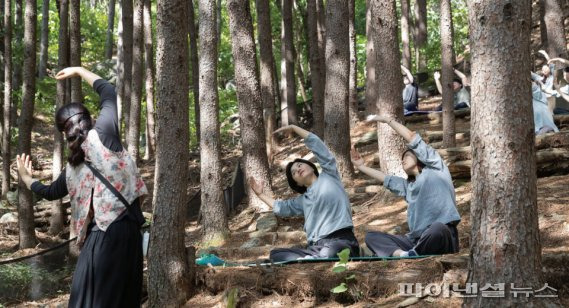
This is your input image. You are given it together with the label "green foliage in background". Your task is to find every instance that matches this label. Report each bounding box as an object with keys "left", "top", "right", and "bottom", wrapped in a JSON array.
[{"left": 31, "top": 0, "right": 470, "bottom": 151}]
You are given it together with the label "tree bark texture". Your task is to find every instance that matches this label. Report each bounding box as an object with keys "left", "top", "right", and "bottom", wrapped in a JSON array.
[
  {"left": 147, "top": 0, "right": 191, "bottom": 305},
  {"left": 370, "top": 0, "right": 406, "bottom": 177},
  {"left": 104, "top": 0, "right": 116, "bottom": 59},
  {"left": 440, "top": 0, "right": 455, "bottom": 148},
  {"left": 69, "top": 0, "right": 82, "bottom": 102},
  {"left": 49, "top": 0, "right": 69, "bottom": 235},
  {"left": 365, "top": 0, "right": 377, "bottom": 115},
  {"left": 256, "top": 0, "right": 277, "bottom": 162},
  {"left": 348, "top": 0, "right": 359, "bottom": 128},
  {"left": 412, "top": 0, "right": 426, "bottom": 46},
  {"left": 127, "top": 0, "right": 143, "bottom": 161},
  {"left": 323, "top": 0, "right": 354, "bottom": 181},
  {"left": 413, "top": 0, "right": 427, "bottom": 71},
  {"left": 198, "top": 0, "right": 227, "bottom": 240},
  {"left": 227, "top": 0, "right": 274, "bottom": 211},
  {"left": 280, "top": 0, "right": 297, "bottom": 126},
  {"left": 2, "top": 0, "right": 12, "bottom": 197},
  {"left": 188, "top": 0, "right": 200, "bottom": 144},
  {"left": 465, "top": 1, "right": 562, "bottom": 306},
  {"left": 400, "top": 0, "right": 411, "bottom": 70},
  {"left": 143, "top": 0, "right": 155, "bottom": 159},
  {"left": 17, "top": 0, "right": 37, "bottom": 249},
  {"left": 12, "top": 0, "right": 22, "bottom": 96},
  {"left": 307, "top": 0, "right": 325, "bottom": 137},
  {"left": 543, "top": 0, "right": 567, "bottom": 58},
  {"left": 38, "top": 0, "right": 49, "bottom": 78},
  {"left": 119, "top": 0, "right": 133, "bottom": 140}
]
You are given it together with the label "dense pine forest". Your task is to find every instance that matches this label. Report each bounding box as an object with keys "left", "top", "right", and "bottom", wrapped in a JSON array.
[{"left": 0, "top": 0, "right": 568, "bottom": 307}]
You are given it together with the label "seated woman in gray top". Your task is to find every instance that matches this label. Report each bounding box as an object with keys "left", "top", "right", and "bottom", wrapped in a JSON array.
[
  {"left": 351, "top": 115, "right": 461, "bottom": 257},
  {"left": 249, "top": 125, "right": 359, "bottom": 262},
  {"left": 401, "top": 65, "right": 418, "bottom": 112},
  {"left": 434, "top": 70, "right": 471, "bottom": 111}
]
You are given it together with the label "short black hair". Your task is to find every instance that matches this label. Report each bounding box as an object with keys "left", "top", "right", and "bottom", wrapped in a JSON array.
[
  {"left": 285, "top": 158, "right": 319, "bottom": 194},
  {"left": 453, "top": 78, "right": 463, "bottom": 85},
  {"left": 401, "top": 149, "right": 426, "bottom": 169},
  {"left": 564, "top": 66, "right": 569, "bottom": 73}
]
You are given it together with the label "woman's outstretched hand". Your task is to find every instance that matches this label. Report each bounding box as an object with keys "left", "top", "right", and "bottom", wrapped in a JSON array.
[
  {"left": 16, "top": 153, "right": 34, "bottom": 189},
  {"left": 273, "top": 125, "right": 295, "bottom": 136},
  {"left": 55, "top": 67, "right": 81, "bottom": 80},
  {"left": 366, "top": 114, "right": 391, "bottom": 124},
  {"left": 350, "top": 147, "right": 364, "bottom": 168}
]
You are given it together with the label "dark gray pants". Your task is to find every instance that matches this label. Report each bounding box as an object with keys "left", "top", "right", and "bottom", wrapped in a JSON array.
[
  {"left": 270, "top": 228, "right": 360, "bottom": 262},
  {"left": 365, "top": 222, "right": 459, "bottom": 257}
]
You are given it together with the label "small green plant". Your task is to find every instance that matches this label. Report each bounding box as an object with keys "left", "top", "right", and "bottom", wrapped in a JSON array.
[{"left": 330, "top": 249, "right": 363, "bottom": 301}]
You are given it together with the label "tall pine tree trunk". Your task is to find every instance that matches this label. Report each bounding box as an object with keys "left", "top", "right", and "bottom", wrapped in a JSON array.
[
  {"left": 365, "top": 0, "right": 377, "bottom": 115},
  {"left": 323, "top": 0, "right": 354, "bottom": 180},
  {"left": 543, "top": 0, "right": 567, "bottom": 58},
  {"left": 256, "top": 0, "right": 277, "bottom": 162},
  {"left": 69, "top": 0, "right": 82, "bottom": 102},
  {"left": 12, "top": 0, "right": 22, "bottom": 101},
  {"left": 400, "top": 0, "right": 411, "bottom": 70},
  {"left": 128, "top": 0, "right": 143, "bottom": 161},
  {"left": 104, "top": 0, "right": 115, "bottom": 59},
  {"left": 348, "top": 0, "right": 358, "bottom": 128},
  {"left": 119, "top": 0, "right": 133, "bottom": 141},
  {"left": 466, "top": 1, "right": 562, "bottom": 306},
  {"left": 227, "top": 0, "right": 274, "bottom": 211},
  {"left": 49, "top": 0, "right": 69, "bottom": 236},
  {"left": 307, "top": 0, "right": 325, "bottom": 136},
  {"left": 370, "top": 0, "right": 405, "bottom": 177},
  {"left": 413, "top": 0, "right": 427, "bottom": 71},
  {"left": 188, "top": 0, "right": 200, "bottom": 144},
  {"left": 143, "top": 0, "right": 155, "bottom": 159},
  {"left": 148, "top": 0, "right": 191, "bottom": 305},
  {"left": 440, "top": 0, "right": 455, "bottom": 148},
  {"left": 2, "top": 0, "right": 12, "bottom": 198},
  {"left": 198, "top": 0, "right": 227, "bottom": 241},
  {"left": 38, "top": 0, "right": 49, "bottom": 78},
  {"left": 292, "top": 6, "right": 308, "bottom": 105},
  {"left": 17, "top": 0, "right": 37, "bottom": 249},
  {"left": 280, "top": 0, "right": 297, "bottom": 126}
]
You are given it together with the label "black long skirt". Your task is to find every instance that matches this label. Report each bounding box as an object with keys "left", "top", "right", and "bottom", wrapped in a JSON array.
[{"left": 68, "top": 214, "right": 143, "bottom": 308}]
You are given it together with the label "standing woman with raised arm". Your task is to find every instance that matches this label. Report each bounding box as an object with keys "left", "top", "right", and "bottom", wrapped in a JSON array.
[
  {"left": 351, "top": 115, "right": 460, "bottom": 257},
  {"left": 249, "top": 125, "right": 359, "bottom": 262},
  {"left": 16, "top": 67, "right": 148, "bottom": 307}
]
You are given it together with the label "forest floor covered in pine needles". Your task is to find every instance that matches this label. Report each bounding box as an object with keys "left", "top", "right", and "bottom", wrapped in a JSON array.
[{"left": 1, "top": 98, "right": 569, "bottom": 307}]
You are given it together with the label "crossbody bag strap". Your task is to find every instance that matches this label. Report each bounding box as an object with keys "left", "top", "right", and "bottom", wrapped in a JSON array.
[{"left": 85, "top": 162, "right": 131, "bottom": 209}]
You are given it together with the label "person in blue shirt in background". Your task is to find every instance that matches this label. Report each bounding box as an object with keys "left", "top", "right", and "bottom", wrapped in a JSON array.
[
  {"left": 351, "top": 115, "right": 461, "bottom": 257},
  {"left": 249, "top": 125, "right": 359, "bottom": 262}
]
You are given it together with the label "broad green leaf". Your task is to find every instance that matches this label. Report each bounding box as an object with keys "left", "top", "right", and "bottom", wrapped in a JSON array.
[
  {"left": 332, "top": 265, "right": 347, "bottom": 273},
  {"left": 337, "top": 248, "right": 350, "bottom": 264},
  {"left": 330, "top": 283, "right": 348, "bottom": 293}
]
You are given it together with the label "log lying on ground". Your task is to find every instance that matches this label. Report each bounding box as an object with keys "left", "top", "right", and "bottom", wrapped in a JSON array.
[
  {"left": 535, "top": 131, "right": 569, "bottom": 150},
  {"left": 356, "top": 130, "right": 470, "bottom": 147},
  {"left": 447, "top": 148, "right": 569, "bottom": 179},
  {"left": 554, "top": 114, "right": 569, "bottom": 127},
  {"left": 196, "top": 257, "right": 444, "bottom": 300},
  {"left": 404, "top": 109, "right": 471, "bottom": 124}
]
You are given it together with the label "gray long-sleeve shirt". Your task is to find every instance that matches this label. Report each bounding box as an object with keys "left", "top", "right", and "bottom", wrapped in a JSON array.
[
  {"left": 383, "top": 134, "right": 461, "bottom": 242},
  {"left": 273, "top": 133, "right": 354, "bottom": 243}
]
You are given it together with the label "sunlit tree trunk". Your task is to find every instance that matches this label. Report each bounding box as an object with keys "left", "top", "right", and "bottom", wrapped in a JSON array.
[
  {"left": 17, "top": 0, "right": 37, "bottom": 249},
  {"left": 440, "top": 0, "right": 455, "bottom": 148},
  {"left": 323, "top": 0, "right": 354, "bottom": 180},
  {"left": 370, "top": 0, "right": 406, "bottom": 177},
  {"left": 465, "top": 1, "right": 562, "bottom": 306},
  {"left": 147, "top": 0, "right": 191, "bottom": 305}
]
